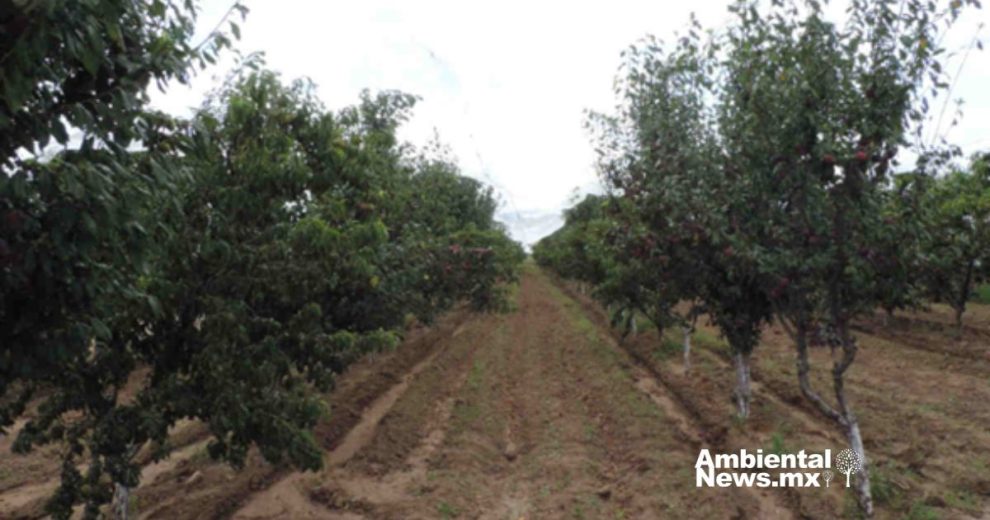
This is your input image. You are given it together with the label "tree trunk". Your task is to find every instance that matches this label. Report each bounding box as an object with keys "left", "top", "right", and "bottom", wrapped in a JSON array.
[
  {"left": 795, "top": 327, "right": 841, "bottom": 423},
  {"left": 733, "top": 350, "right": 751, "bottom": 419},
  {"left": 789, "top": 320, "right": 873, "bottom": 516},
  {"left": 844, "top": 415, "right": 872, "bottom": 515},
  {"left": 833, "top": 365, "right": 873, "bottom": 516},
  {"left": 826, "top": 188, "right": 874, "bottom": 516},
  {"left": 682, "top": 326, "right": 692, "bottom": 374},
  {"left": 955, "top": 257, "right": 976, "bottom": 338},
  {"left": 112, "top": 482, "right": 130, "bottom": 520},
  {"left": 108, "top": 442, "right": 140, "bottom": 520},
  {"left": 629, "top": 312, "right": 637, "bottom": 336},
  {"left": 832, "top": 322, "right": 874, "bottom": 517}
]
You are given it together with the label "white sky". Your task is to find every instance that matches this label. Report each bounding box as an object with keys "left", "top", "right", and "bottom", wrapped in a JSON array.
[{"left": 151, "top": 1, "right": 990, "bottom": 244}]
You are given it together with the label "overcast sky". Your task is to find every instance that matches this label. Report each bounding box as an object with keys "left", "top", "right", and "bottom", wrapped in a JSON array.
[{"left": 151, "top": 1, "right": 990, "bottom": 245}]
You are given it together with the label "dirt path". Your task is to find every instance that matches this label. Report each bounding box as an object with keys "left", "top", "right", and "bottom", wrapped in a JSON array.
[{"left": 214, "top": 266, "right": 789, "bottom": 519}]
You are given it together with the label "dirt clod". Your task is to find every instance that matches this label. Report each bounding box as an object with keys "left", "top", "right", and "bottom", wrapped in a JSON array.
[
  {"left": 184, "top": 470, "right": 203, "bottom": 486},
  {"left": 503, "top": 440, "right": 519, "bottom": 461}
]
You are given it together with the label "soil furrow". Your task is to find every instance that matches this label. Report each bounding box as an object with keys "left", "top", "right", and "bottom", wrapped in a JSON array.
[{"left": 546, "top": 275, "right": 798, "bottom": 519}]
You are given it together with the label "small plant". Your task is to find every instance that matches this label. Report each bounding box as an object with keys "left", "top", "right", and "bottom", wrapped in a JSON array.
[
  {"left": 905, "top": 501, "right": 939, "bottom": 520},
  {"left": 436, "top": 501, "right": 460, "bottom": 519},
  {"left": 655, "top": 337, "right": 682, "bottom": 360},
  {"left": 869, "top": 462, "right": 899, "bottom": 505},
  {"left": 768, "top": 432, "right": 789, "bottom": 456},
  {"left": 945, "top": 489, "right": 980, "bottom": 513}
]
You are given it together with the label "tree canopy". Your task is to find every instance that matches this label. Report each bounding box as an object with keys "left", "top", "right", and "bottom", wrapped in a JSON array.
[
  {"left": 536, "top": 0, "right": 981, "bottom": 515},
  {"left": 0, "top": 3, "right": 523, "bottom": 517}
]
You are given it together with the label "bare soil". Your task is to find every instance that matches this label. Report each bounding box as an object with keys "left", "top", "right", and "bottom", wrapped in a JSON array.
[
  {"left": 2, "top": 265, "right": 988, "bottom": 519},
  {"left": 559, "top": 281, "right": 990, "bottom": 519}
]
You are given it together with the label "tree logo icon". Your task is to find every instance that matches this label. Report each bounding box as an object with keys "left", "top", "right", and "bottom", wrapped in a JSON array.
[
  {"left": 834, "top": 448, "right": 862, "bottom": 487},
  {"left": 822, "top": 469, "right": 833, "bottom": 488}
]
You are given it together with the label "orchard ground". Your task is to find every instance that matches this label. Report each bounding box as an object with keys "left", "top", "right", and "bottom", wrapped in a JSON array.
[{"left": 1, "top": 263, "right": 989, "bottom": 519}]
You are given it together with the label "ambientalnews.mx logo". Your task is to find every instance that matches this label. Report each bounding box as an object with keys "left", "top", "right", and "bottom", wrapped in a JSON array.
[{"left": 696, "top": 448, "right": 862, "bottom": 489}]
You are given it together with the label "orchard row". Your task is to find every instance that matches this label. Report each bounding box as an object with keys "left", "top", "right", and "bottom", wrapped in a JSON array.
[
  {"left": 0, "top": 3, "right": 523, "bottom": 518},
  {"left": 535, "top": 0, "right": 986, "bottom": 517}
]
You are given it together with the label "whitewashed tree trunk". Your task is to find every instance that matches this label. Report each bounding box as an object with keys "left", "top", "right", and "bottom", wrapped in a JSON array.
[
  {"left": 110, "top": 443, "right": 139, "bottom": 520},
  {"left": 849, "top": 418, "right": 873, "bottom": 508},
  {"left": 733, "top": 351, "right": 751, "bottom": 419},
  {"left": 112, "top": 482, "right": 130, "bottom": 520},
  {"left": 845, "top": 417, "right": 873, "bottom": 516},
  {"left": 790, "top": 319, "right": 873, "bottom": 517},
  {"left": 682, "top": 326, "right": 692, "bottom": 374},
  {"left": 832, "top": 363, "right": 873, "bottom": 518}
]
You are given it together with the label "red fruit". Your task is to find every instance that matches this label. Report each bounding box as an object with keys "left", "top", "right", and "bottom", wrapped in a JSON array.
[
  {"left": 723, "top": 246, "right": 734, "bottom": 257},
  {"left": 822, "top": 154, "right": 836, "bottom": 165},
  {"left": 855, "top": 150, "right": 868, "bottom": 162}
]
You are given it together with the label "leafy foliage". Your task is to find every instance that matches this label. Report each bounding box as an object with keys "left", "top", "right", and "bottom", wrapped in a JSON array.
[
  {"left": 0, "top": 3, "right": 522, "bottom": 518},
  {"left": 537, "top": 0, "right": 981, "bottom": 515},
  {"left": 918, "top": 154, "right": 990, "bottom": 328}
]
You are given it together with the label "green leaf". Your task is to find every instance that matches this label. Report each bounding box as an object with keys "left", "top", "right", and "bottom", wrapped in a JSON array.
[{"left": 51, "top": 120, "right": 68, "bottom": 144}]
